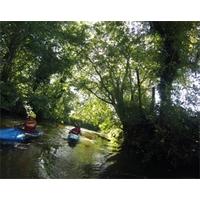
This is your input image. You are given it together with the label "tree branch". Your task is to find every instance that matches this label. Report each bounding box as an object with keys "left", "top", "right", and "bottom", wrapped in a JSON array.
[
  {"left": 84, "top": 84, "right": 113, "bottom": 105},
  {"left": 86, "top": 55, "right": 115, "bottom": 103}
]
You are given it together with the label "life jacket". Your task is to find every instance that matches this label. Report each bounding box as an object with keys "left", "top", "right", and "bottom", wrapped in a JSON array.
[{"left": 70, "top": 127, "right": 81, "bottom": 135}]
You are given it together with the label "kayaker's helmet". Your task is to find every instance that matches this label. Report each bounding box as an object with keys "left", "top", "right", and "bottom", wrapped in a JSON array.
[{"left": 28, "top": 112, "right": 36, "bottom": 119}]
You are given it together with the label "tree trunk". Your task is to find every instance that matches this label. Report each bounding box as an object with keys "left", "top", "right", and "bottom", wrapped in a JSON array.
[
  {"left": 159, "top": 76, "right": 173, "bottom": 116},
  {"left": 136, "top": 67, "right": 142, "bottom": 110},
  {"left": 150, "top": 22, "right": 181, "bottom": 124},
  {"left": 151, "top": 87, "right": 155, "bottom": 111}
]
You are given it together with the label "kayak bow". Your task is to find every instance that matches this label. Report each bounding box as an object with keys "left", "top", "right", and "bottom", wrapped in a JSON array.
[{"left": 0, "top": 127, "right": 43, "bottom": 142}]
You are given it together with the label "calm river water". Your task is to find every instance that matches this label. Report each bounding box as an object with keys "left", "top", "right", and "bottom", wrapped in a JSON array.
[{"left": 0, "top": 117, "right": 118, "bottom": 178}]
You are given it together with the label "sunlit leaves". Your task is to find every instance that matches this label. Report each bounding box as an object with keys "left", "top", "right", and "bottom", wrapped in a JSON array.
[{"left": 71, "top": 97, "right": 120, "bottom": 131}]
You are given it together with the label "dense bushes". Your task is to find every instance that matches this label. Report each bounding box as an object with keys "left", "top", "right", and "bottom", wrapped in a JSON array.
[{"left": 118, "top": 105, "right": 199, "bottom": 176}]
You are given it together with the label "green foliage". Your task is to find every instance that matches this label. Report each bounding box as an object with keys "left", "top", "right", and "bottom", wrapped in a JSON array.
[
  {"left": 71, "top": 97, "right": 121, "bottom": 132},
  {"left": 156, "top": 106, "right": 199, "bottom": 167},
  {"left": 0, "top": 21, "right": 199, "bottom": 175},
  {"left": 28, "top": 75, "right": 74, "bottom": 122},
  {"left": 0, "top": 22, "right": 86, "bottom": 120},
  {"left": 0, "top": 82, "right": 19, "bottom": 110},
  {"left": 72, "top": 22, "right": 161, "bottom": 135},
  {"left": 150, "top": 22, "right": 200, "bottom": 111},
  {"left": 107, "top": 128, "right": 123, "bottom": 144}
]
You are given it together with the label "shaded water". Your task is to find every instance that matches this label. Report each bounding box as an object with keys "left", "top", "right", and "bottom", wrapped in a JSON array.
[{"left": 0, "top": 117, "right": 118, "bottom": 178}]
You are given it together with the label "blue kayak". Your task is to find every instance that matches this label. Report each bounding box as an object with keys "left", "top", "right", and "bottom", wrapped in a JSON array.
[
  {"left": 67, "top": 133, "right": 80, "bottom": 143},
  {"left": 0, "top": 128, "right": 43, "bottom": 142}
]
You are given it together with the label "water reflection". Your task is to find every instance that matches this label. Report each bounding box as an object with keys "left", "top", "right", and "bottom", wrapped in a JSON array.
[{"left": 0, "top": 118, "right": 117, "bottom": 178}]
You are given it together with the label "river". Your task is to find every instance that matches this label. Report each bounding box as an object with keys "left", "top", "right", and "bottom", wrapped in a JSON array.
[{"left": 0, "top": 116, "right": 118, "bottom": 178}]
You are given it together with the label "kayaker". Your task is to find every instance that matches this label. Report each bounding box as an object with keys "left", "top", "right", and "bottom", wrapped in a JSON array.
[
  {"left": 24, "top": 113, "right": 37, "bottom": 133},
  {"left": 69, "top": 123, "right": 81, "bottom": 135}
]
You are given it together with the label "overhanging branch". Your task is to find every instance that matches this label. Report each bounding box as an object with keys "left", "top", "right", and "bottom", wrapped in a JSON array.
[{"left": 84, "top": 85, "right": 113, "bottom": 105}]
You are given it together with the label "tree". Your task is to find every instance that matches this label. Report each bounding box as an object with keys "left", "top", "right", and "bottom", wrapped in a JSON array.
[
  {"left": 0, "top": 22, "right": 87, "bottom": 117},
  {"left": 71, "top": 96, "right": 120, "bottom": 131},
  {"left": 72, "top": 22, "right": 160, "bottom": 142},
  {"left": 150, "top": 22, "right": 200, "bottom": 122}
]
